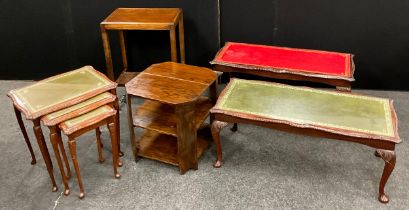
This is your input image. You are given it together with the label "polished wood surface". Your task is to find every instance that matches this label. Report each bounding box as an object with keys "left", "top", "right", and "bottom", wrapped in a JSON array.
[
  {"left": 133, "top": 97, "right": 213, "bottom": 137},
  {"left": 210, "top": 79, "right": 400, "bottom": 203},
  {"left": 139, "top": 128, "right": 211, "bottom": 166},
  {"left": 101, "top": 8, "right": 185, "bottom": 85},
  {"left": 101, "top": 8, "right": 181, "bottom": 30},
  {"left": 126, "top": 62, "right": 217, "bottom": 105},
  {"left": 126, "top": 62, "right": 217, "bottom": 174}
]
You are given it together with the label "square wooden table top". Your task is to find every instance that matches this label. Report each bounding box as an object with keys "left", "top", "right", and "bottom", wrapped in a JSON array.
[
  {"left": 125, "top": 62, "right": 217, "bottom": 105},
  {"left": 8, "top": 66, "right": 117, "bottom": 120},
  {"left": 212, "top": 79, "right": 400, "bottom": 143},
  {"left": 211, "top": 42, "right": 355, "bottom": 81},
  {"left": 101, "top": 8, "right": 182, "bottom": 30}
]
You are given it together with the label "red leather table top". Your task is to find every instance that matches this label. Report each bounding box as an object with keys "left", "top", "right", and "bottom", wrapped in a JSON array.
[{"left": 211, "top": 42, "right": 354, "bottom": 80}]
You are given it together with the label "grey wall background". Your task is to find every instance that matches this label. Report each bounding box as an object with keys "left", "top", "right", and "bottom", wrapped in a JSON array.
[{"left": 1, "top": 0, "right": 409, "bottom": 90}]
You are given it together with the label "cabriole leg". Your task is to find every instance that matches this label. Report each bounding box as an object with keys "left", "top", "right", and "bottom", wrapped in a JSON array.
[
  {"left": 375, "top": 149, "right": 396, "bottom": 203},
  {"left": 211, "top": 120, "right": 228, "bottom": 168},
  {"left": 108, "top": 120, "right": 120, "bottom": 179},
  {"left": 49, "top": 127, "right": 70, "bottom": 195},
  {"left": 68, "top": 140, "right": 85, "bottom": 199},
  {"left": 14, "top": 106, "right": 36, "bottom": 164}
]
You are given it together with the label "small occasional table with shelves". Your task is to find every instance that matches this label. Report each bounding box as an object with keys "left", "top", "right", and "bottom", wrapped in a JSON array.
[{"left": 125, "top": 62, "right": 217, "bottom": 174}]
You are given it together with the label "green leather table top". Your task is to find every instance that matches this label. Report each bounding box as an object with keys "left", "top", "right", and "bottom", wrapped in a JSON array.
[
  {"left": 213, "top": 79, "right": 399, "bottom": 141},
  {"left": 60, "top": 105, "right": 116, "bottom": 135},
  {"left": 8, "top": 66, "right": 116, "bottom": 119},
  {"left": 41, "top": 92, "right": 116, "bottom": 126}
]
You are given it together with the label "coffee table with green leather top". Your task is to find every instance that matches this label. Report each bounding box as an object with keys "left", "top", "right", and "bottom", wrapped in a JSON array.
[
  {"left": 210, "top": 78, "right": 400, "bottom": 203},
  {"left": 7, "top": 66, "right": 117, "bottom": 192}
]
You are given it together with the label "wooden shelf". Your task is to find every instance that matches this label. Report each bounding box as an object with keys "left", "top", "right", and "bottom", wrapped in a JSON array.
[
  {"left": 116, "top": 70, "right": 139, "bottom": 85},
  {"left": 133, "top": 97, "right": 213, "bottom": 137},
  {"left": 139, "top": 127, "right": 212, "bottom": 166}
]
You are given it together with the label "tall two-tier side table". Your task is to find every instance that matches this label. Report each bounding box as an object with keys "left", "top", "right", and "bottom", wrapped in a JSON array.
[
  {"left": 101, "top": 8, "right": 185, "bottom": 85},
  {"left": 125, "top": 62, "right": 217, "bottom": 174}
]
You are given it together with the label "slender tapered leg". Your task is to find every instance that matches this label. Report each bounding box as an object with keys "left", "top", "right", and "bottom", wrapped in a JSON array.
[
  {"left": 95, "top": 128, "right": 104, "bottom": 163},
  {"left": 14, "top": 106, "right": 36, "bottom": 165},
  {"left": 101, "top": 26, "right": 114, "bottom": 80},
  {"left": 170, "top": 27, "right": 177, "bottom": 62},
  {"left": 211, "top": 120, "right": 228, "bottom": 168},
  {"left": 49, "top": 127, "right": 70, "bottom": 195},
  {"left": 375, "top": 149, "right": 396, "bottom": 203},
  {"left": 68, "top": 140, "right": 85, "bottom": 199},
  {"left": 178, "top": 13, "right": 185, "bottom": 63},
  {"left": 126, "top": 94, "right": 139, "bottom": 162},
  {"left": 57, "top": 128, "right": 71, "bottom": 179},
  {"left": 111, "top": 89, "right": 123, "bottom": 167},
  {"left": 108, "top": 120, "right": 120, "bottom": 179},
  {"left": 176, "top": 103, "right": 197, "bottom": 174},
  {"left": 33, "top": 119, "right": 57, "bottom": 192}
]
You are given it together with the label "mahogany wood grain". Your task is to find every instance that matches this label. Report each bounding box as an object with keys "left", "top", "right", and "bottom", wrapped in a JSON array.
[{"left": 125, "top": 63, "right": 217, "bottom": 105}]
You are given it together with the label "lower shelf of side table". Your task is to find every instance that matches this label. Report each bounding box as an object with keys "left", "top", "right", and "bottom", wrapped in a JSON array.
[
  {"left": 133, "top": 97, "right": 213, "bottom": 137},
  {"left": 116, "top": 70, "right": 139, "bottom": 85},
  {"left": 138, "top": 127, "right": 212, "bottom": 166}
]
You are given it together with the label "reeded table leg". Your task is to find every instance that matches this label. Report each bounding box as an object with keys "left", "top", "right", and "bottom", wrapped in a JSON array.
[
  {"left": 176, "top": 103, "right": 197, "bottom": 174},
  {"left": 375, "top": 149, "right": 396, "bottom": 203},
  {"left": 211, "top": 120, "right": 228, "bottom": 168},
  {"left": 33, "top": 119, "right": 57, "bottom": 192},
  {"left": 14, "top": 106, "right": 36, "bottom": 165}
]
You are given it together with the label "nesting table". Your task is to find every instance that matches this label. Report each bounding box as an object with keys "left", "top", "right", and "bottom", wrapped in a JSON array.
[
  {"left": 101, "top": 8, "right": 185, "bottom": 85},
  {"left": 125, "top": 62, "right": 217, "bottom": 174},
  {"left": 210, "top": 78, "right": 400, "bottom": 203},
  {"left": 211, "top": 42, "right": 355, "bottom": 91},
  {"left": 8, "top": 66, "right": 118, "bottom": 191}
]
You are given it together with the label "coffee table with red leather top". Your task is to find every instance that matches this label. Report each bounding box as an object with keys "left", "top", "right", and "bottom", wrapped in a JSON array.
[{"left": 211, "top": 42, "right": 355, "bottom": 91}]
